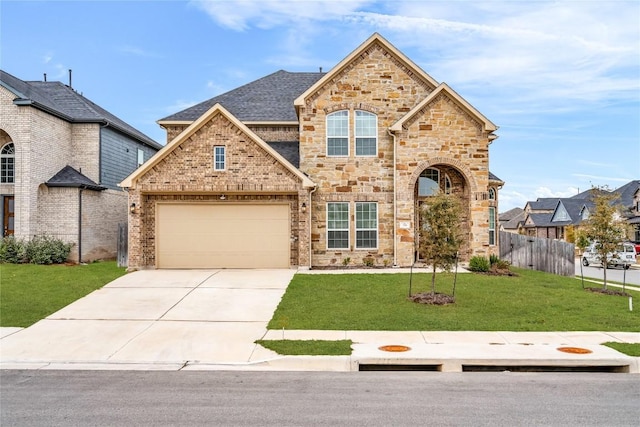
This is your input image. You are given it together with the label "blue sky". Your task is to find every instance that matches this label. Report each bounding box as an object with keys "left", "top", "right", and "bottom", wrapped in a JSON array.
[{"left": 2, "top": 0, "right": 638, "bottom": 211}]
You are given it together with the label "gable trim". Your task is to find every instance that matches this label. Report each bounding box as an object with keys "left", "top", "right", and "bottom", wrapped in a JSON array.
[
  {"left": 390, "top": 83, "right": 497, "bottom": 133},
  {"left": 120, "top": 103, "right": 315, "bottom": 189},
  {"left": 293, "top": 33, "right": 439, "bottom": 107}
]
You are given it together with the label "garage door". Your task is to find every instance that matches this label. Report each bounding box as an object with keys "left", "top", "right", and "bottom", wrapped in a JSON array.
[{"left": 156, "top": 203, "right": 290, "bottom": 268}]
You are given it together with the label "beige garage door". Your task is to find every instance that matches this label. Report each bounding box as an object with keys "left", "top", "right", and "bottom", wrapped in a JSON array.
[{"left": 156, "top": 203, "right": 290, "bottom": 269}]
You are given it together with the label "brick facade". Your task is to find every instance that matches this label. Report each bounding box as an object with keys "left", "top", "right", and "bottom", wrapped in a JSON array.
[{"left": 0, "top": 76, "right": 157, "bottom": 262}]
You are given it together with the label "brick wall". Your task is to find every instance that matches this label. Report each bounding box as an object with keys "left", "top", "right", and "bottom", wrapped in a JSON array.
[{"left": 128, "top": 111, "right": 307, "bottom": 269}]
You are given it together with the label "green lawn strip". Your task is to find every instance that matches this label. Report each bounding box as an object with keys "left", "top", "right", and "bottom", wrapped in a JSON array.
[
  {"left": 0, "top": 261, "right": 126, "bottom": 327},
  {"left": 602, "top": 342, "right": 640, "bottom": 357},
  {"left": 256, "top": 339, "right": 353, "bottom": 356},
  {"left": 269, "top": 268, "right": 640, "bottom": 332}
]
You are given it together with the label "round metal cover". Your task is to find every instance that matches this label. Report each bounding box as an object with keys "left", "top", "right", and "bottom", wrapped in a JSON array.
[
  {"left": 557, "top": 346, "right": 592, "bottom": 354},
  {"left": 378, "top": 345, "right": 411, "bottom": 352}
]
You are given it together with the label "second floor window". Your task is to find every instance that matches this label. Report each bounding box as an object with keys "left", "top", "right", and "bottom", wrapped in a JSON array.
[
  {"left": 327, "top": 111, "right": 348, "bottom": 156},
  {"left": 1, "top": 142, "right": 15, "bottom": 184},
  {"left": 137, "top": 148, "right": 144, "bottom": 167},
  {"left": 355, "top": 111, "right": 377, "bottom": 156},
  {"left": 214, "top": 146, "right": 226, "bottom": 170}
]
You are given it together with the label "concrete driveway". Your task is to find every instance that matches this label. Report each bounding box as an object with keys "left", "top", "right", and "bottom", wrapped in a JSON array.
[{"left": 0, "top": 269, "right": 295, "bottom": 370}]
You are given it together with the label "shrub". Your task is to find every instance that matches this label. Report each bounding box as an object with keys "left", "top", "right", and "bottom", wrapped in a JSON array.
[
  {"left": 0, "top": 236, "right": 26, "bottom": 263},
  {"left": 363, "top": 257, "right": 375, "bottom": 267},
  {"left": 493, "top": 259, "right": 511, "bottom": 270},
  {"left": 24, "top": 235, "right": 73, "bottom": 265},
  {"left": 489, "top": 254, "right": 500, "bottom": 265},
  {"left": 468, "top": 255, "right": 490, "bottom": 272}
]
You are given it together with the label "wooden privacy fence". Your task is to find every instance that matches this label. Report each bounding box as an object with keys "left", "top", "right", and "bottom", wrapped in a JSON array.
[
  {"left": 117, "top": 222, "right": 128, "bottom": 268},
  {"left": 499, "top": 231, "right": 575, "bottom": 276}
]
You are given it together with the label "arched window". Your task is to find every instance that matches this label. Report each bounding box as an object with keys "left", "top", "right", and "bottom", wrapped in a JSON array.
[
  {"left": 1, "top": 143, "right": 15, "bottom": 184},
  {"left": 418, "top": 168, "right": 440, "bottom": 196},
  {"left": 445, "top": 174, "right": 452, "bottom": 194},
  {"left": 326, "top": 111, "right": 348, "bottom": 156},
  {"left": 355, "top": 110, "right": 377, "bottom": 156},
  {"left": 488, "top": 187, "right": 496, "bottom": 200}
]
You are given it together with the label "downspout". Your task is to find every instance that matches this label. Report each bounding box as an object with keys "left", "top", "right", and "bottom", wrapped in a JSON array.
[
  {"left": 78, "top": 187, "right": 84, "bottom": 264},
  {"left": 308, "top": 186, "right": 317, "bottom": 269},
  {"left": 388, "top": 129, "right": 398, "bottom": 267}
]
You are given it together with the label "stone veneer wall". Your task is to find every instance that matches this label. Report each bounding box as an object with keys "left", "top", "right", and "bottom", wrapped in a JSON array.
[{"left": 297, "top": 41, "right": 495, "bottom": 266}]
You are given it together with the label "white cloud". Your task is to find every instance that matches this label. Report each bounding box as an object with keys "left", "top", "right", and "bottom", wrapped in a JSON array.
[
  {"left": 534, "top": 186, "right": 580, "bottom": 199},
  {"left": 165, "top": 99, "right": 199, "bottom": 113},
  {"left": 191, "top": 0, "right": 372, "bottom": 31}
]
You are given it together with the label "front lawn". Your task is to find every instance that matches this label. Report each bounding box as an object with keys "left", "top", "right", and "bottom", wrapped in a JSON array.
[
  {"left": 0, "top": 261, "right": 126, "bottom": 327},
  {"left": 268, "top": 268, "right": 640, "bottom": 331}
]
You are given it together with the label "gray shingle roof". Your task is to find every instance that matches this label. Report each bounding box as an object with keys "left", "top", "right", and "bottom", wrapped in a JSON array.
[
  {"left": 160, "top": 70, "right": 325, "bottom": 122},
  {"left": 528, "top": 198, "right": 561, "bottom": 211},
  {"left": 45, "top": 165, "right": 105, "bottom": 191},
  {"left": 0, "top": 70, "right": 161, "bottom": 149},
  {"left": 488, "top": 171, "right": 503, "bottom": 183},
  {"left": 266, "top": 141, "right": 300, "bottom": 168}
]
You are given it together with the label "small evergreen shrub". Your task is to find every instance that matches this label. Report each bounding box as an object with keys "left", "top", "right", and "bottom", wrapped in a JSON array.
[
  {"left": 0, "top": 236, "right": 26, "bottom": 263},
  {"left": 489, "top": 254, "right": 500, "bottom": 265},
  {"left": 468, "top": 255, "right": 490, "bottom": 272},
  {"left": 24, "top": 235, "right": 73, "bottom": 265}
]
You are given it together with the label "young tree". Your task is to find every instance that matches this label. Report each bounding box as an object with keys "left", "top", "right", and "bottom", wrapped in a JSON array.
[
  {"left": 418, "top": 191, "right": 463, "bottom": 295},
  {"left": 579, "top": 187, "right": 630, "bottom": 289}
]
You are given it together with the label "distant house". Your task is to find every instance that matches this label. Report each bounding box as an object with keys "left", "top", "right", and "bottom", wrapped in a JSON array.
[
  {"left": 121, "top": 33, "right": 503, "bottom": 269},
  {"left": 499, "top": 207, "right": 525, "bottom": 233},
  {"left": 0, "top": 70, "right": 162, "bottom": 262},
  {"left": 518, "top": 180, "right": 640, "bottom": 242}
]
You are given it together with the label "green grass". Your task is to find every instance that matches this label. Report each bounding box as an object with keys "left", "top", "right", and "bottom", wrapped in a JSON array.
[
  {"left": 268, "top": 268, "right": 640, "bottom": 332},
  {"left": 0, "top": 261, "right": 126, "bottom": 327},
  {"left": 602, "top": 342, "right": 640, "bottom": 357},
  {"left": 256, "top": 339, "right": 353, "bottom": 355}
]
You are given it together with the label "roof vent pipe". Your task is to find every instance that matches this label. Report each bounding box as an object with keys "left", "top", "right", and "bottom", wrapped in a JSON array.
[
  {"left": 43, "top": 73, "right": 47, "bottom": 82},
  {"left": 68, "top": 69, "right": 72, "bottom": 88},
  {"left": 319, "top": 67, "right": 322, "bottom": 73}
]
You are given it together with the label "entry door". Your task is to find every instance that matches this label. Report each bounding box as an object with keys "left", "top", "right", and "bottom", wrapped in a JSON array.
[{"left": 3, "top": 196, "right": 14, "bottom": 236}]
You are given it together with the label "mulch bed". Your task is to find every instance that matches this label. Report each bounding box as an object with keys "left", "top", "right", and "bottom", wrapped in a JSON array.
[
  {"left": 408, "top": 292, "right": 455, "bottom": 305},
  {"left": 585, "top": 287, "right": 631, "bottom": 297}
]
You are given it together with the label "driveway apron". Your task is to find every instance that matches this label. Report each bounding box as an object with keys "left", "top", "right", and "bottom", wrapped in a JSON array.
[{"left": 0, "top": 269, "right": 295, "bottom": 368}]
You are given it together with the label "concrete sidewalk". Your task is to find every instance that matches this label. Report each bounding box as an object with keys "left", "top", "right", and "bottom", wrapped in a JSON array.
[{"left": 1, "top": 268, "right": 639, "bottom": 373}]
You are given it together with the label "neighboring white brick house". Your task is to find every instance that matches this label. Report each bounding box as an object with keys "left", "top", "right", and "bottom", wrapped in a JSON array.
[{"left": 0, "top": 70, "right": 161, "bottom": 262}]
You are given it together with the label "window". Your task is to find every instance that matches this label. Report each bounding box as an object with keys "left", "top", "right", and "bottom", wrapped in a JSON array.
[
  {"left": 355, "top": 111, "right": 377, "bottom": 156},
  {"left": 489, "top": 207, "right": 496, "bottom": 245},
  {"left": 488, "top": 188, "right": 496, "bottom": 200},
  {"left": 137, "top": 148, "right": 144, "bottom": 167},
  {"left": 327, "top": 202, "right": 349, "bottom": 249},
  {"left": 1, "top": 142, "right": 15, "bottom": 183},
  {"left": 213, "top": 146, "right": 226, "bottom": 170},
  {"left": 356, "top": 202, "right": 378, "bottom": 249},
  {"left": 327, "top": 111, "right": 348, "bottom": 156},
  {"left": 445, "top": 174, "right": 452, "bottom": 194},
  {"left": 418, "top": 168, "right": 440, "bottom": 196}
]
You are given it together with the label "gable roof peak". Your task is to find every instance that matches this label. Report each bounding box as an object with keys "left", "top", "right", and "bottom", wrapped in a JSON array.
[{"left": 294, "top": 32, "right": 439, "bottom": 107}]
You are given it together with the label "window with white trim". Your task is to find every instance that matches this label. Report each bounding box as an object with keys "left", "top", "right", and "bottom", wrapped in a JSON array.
[
  {"left": 444, "top": 174, "right": 452, "bottom": 194},
  {"left": 418, "top": 168, "right": 440, "bottom": 196},
  {"left": 355, "top": 111, "right": 377, "bottom": 156},
  {"left": 356, "top": 202, "right": 378, "bottom": 249},
  {"left": 213, "top": 146, "right": 226, "bottom": 170},
  {"left": 488, "top": 188, "right": 496, "bottom": 200},
  {"left": 489, "top": 207, "right": 496, "bottom": 245},
  {"left": 327, "top": 111, "right": 348, "bottom": 156},
  {"left": 327, "top": 202, "right": 349, "bottom": 249},
  {"left": 137, "top": 148, "right": 144, "bottom": 167},
  {"left": 0, "top": 142, "right": 15, "bottom": 184}
]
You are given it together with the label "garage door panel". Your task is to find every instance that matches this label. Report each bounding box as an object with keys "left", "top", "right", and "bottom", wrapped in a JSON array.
[{"left": 156, "top": 204, "right": 290, "bottom": 269}]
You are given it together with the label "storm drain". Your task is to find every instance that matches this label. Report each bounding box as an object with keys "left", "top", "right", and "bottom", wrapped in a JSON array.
[{"left": 462, "top": 365, "right": 629, "bottom": 373}]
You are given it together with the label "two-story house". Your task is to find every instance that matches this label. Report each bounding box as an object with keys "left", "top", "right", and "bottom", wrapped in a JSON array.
[
  {"left": 121, "top": 33, "right": 503, "bottom": 269},
  {"left": 0, "top": 70, "right": 162, "bottom": 262}
]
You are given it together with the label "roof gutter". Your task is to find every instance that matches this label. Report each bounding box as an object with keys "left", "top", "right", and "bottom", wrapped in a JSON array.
[{"left": 388, "top": 128, "right": 398, "bottom": 267}]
